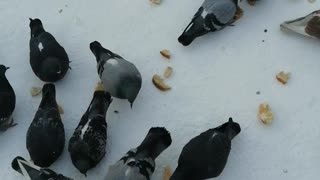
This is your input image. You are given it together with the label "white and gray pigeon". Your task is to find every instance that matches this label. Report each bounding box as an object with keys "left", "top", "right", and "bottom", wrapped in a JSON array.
[
  {"left": 178, "top": 0, "right": 240, "bottom": 46},
  {"left": 105, "top": 127, "right": 172, "bottom": 180},
  {"left": 170, "top": 118, "right": 241, "bottom": 180},
  {"left": 0, "top": 65, "right": 16, "bottom": 131},
  {"left": 29, "top": 18, "right": 70, "bottom": 82},
  {"left": 69, "top": 86, "right": 113, "bottom": 176},
  {"left": 90, "top": 41, "right": 142, "bottom": 108},
  {"left": 12, "top": 156, "right": 73, "bottom": 180}
]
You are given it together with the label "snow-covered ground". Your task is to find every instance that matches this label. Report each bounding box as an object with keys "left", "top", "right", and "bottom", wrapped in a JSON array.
[{"left": 1, "top": 0, "right": 320, "bottom": 179}]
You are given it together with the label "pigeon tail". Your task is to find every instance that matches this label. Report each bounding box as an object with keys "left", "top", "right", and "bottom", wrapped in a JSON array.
[{"left": 11, "top": 156, "right": 42, "bottom": 178}]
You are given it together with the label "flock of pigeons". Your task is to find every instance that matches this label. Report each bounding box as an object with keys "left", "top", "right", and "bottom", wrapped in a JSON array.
[{"left": 0, "top": 0, "right": 318, "bottom": 179}]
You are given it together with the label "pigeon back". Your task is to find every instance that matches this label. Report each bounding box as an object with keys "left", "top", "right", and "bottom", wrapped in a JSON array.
[{"left": 30, "top": 30, "right": 69, "bottom": 82}]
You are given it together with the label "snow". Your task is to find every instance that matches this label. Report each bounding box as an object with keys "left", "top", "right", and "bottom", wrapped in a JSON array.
[{"left": 0, "top": 0, "right": 319, "bottom": 179}]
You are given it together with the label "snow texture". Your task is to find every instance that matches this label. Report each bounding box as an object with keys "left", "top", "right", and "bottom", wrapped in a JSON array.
[{"left": 0, "top": 0, "right": 319, "bottom": 179}]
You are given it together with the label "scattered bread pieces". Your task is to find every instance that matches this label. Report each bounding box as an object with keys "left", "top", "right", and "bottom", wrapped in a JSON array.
[
  {"left": 30, "top": 87, "right": 42, "bottom": 97},
  {"left": 258, "top": 103, "right": 274, "bottom": 125},
  {"left": 276, "top": 71, "right": 290, "bottom": 85},
  {"left": 160, "top": 49, "right": 171, "bottom": 59},
  {"left": 58, "top": 105, "right": 64, "bottom": 115},
  {"left": 163, "top": 166, "right": 172, "bottom": 180},
  {"left": 164, "top": 67, "right": 173, "bottom": 78},
  {"left": 152, "top": 74, "right": 171, "bottom": 91},
  {"left": 150, "top": 0, "right": 161, "bottom": 5},
  {"left": 95, "top": 82, "right": 105, "bottom": 91}
]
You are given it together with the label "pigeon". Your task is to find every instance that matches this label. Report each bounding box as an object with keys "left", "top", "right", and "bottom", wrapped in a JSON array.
[
  {"left": 170, "top": 118, "right": 241, "bottom": 180},
  {"left": 26, "top": 83, "right": 65, "bottom": 167},
  {"left": 0, "top": 65, "right": 16, "bottom": 131},
  {"left": 69, "top": 83, "right": 113, "bottom": 176},
  {"left": 105, "top": 127, "right": 172, "bottom": 180},
  {"left": 281, "top": 10, "right": 320, "bottom": 39},
  {"left": 29, "top": 18, "right": 70, "bottom": 82},
  {"left": 90, "top": 41, "right": 142, "bottom": 107},
  {"left": 11, "top": 156, "right": 73, "bottom": 180},
  {"left": 178, "top": 0, "right": 241, "bottom": 46}
]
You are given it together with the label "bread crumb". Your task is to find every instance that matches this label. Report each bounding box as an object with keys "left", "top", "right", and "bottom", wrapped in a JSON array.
[
  {"left": 30, "top": 87, "right": 42, "bottom": 97},
  {"left": 95, "top": 82, "right": 105, "bottom": 91},
  {"left": 152, "top": 74, "right": 171, "bottom": 91},
  {"left": 58, "top": 105, "right": 64, "bottom": 115},
  {"left": 150, "top": 0, "right": 161, "bottom": 5},
  {"left": 160, "top": 49, "right": 171, "bottom": 59},
  {"left": 163, "top": 166, "right": 172, "bottom": 180},
  {"left": 276, "top": 71, "right": 290, "bottom": 85},
  {"left": 258, "top": 103, "right": 274, "bottom": 125},
  {"left": 164, "top": 67, "right": 173, "bottom": 78}
]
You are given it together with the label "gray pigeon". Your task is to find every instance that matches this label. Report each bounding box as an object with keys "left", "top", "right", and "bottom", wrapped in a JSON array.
[
  {"left": 178, "top": 0, "right": 240, "bottom": 46},
  {"left": 12, "top": 156, "right": 73, "bottom": 180},
  {"left": 90, "top": 41, "right": 142, "bottom": 107},
  {"left": 105, "top": 127, "right": 172, "bottom": 180},
  {"left": 170, "top": 118, "right": 241, "bottom": 180}
]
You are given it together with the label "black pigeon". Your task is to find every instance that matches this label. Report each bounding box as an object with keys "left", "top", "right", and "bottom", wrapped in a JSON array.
[
  {"left": 69, "top": 83, "right": 113, "bottom": 176},
  {"left": 0, "top": 65, "right": 16, "bottom": 131},
  {"left": 170, "top": 118, "right": 241, "bottom": 180},
  {"left": 178, "top": 0, "right": 241, "bottom": 46},
  {"left": 29, "top": 18, "right": 70, "bottom": 82},
  {"left": 12, "top": 156, "right": 73, "bottom": 180},
  {"left": 105, "top": 127, "right": 172, "bottom": 180},
  {"left": 26, "top": 83, "right": 65, "bottom": 167}
]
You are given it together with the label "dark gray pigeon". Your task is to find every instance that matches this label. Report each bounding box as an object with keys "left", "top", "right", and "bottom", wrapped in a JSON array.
[
  {"left": 26, "top": 83, "right": 65, "bottom": 167},
  {"left": 0, "top": 65, "right": 16, "bottom": 131},
  {"left": 105, "top": 127, "right": 172, "bottom": 180},
  {"left": 170, "top": 118, "right": 241, "bottom": 180},
  {"left": 29, "top": 18, "right": 70, "bottom": 82},
  {"left": 178, "top": 0, "right": 240, "bottom": 46},
  {"left": 69, "top": 84, "right": 113, "bottom": 176},
  {"left": 90, "top": 41, "right": 142, "bottom": 108},
  {"left": 12, "top": 156, "right": 73, "bottom": 180}
]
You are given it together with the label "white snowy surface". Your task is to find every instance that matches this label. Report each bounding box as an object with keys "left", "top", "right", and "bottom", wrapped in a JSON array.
[{"left": 0, "top": 0, "right": 320, "bottom": 179}]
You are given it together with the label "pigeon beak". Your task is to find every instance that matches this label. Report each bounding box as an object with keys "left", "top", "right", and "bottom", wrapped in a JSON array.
[
  {"left": 6, "top": 67, "right": 10, "bottom": 70},
  {"left": 228, "top": 117, "right": 233, "bottom": 123},
  {"left": 29, "top": 18, "right": 33, "bottom": 22}
]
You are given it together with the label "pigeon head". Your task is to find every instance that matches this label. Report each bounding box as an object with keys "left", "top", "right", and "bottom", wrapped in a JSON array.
[
  {"left": 126, "top": 81, "right": 141, "bottom": 108},
  {"left": 90, "top": 41, "right": 103, "bottom": 62},
  {"left": 90, "top": 41, "right": 114, "bottom": 62},
  {"left": 29, "top": 18, "right": 44, "bottom": 36},
  {"left": 0, "top": 65, "right": 9, "bottom": 75},
  {"left": 216, "top": 118, "right": 241, "bottom": 140},
  {"left": 178, "top": 10, "right": 210, "bottom": 46},
  {"left": 138, "top": 127, "right": 172, "bottom": 160}
]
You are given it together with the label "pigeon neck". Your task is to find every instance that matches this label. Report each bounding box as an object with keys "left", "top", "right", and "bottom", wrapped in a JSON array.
[
  {"left": 0, "top": 75, "right": 11, "bottom": 90},
  {"left": 31, "top": 27, "right": 45, "bottom": 37},
  {"left": 39, "top": 91, "right": 57, "bottom": 109},
  {"left": 87, "top": 91, "right": 112, "bottom": 116}
]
